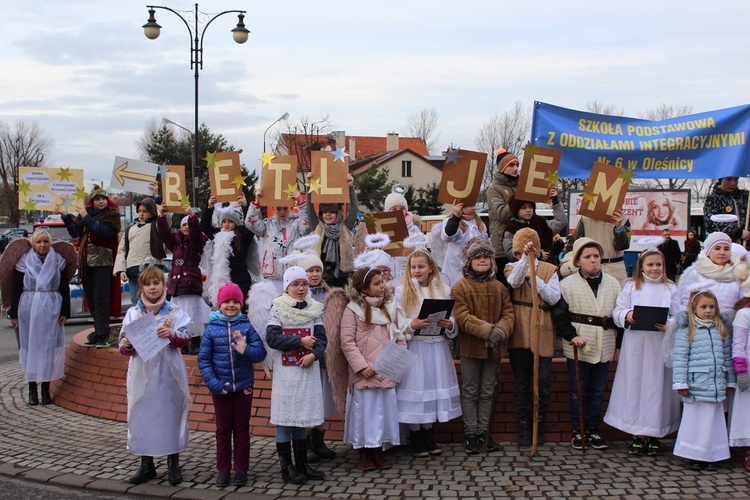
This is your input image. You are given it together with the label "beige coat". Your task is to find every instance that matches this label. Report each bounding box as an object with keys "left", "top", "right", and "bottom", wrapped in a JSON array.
[{"left": 451, "top": 277, "right": 514, "bottom": 359}]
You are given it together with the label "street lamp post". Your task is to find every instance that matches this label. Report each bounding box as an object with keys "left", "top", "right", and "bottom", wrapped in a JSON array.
[
  {"left": 263, "top": 112, "right": 290, "bottom": 153},
  {"left": 162, "top": 117, "right": 196, "bottom": 203},
  {"left": 143, "top": 3, "right": 250, "bottom": 207}
]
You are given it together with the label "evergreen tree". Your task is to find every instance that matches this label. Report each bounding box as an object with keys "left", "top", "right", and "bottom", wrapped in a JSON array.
[
  {"left": 411, "top": 182, "right": 444, "bottom": 216},
  {"left": 353, "top": 164, "right": 396, "bottom": 212},
  {"left": 139, "top": 122, "right": 257, "bottom": 209}
]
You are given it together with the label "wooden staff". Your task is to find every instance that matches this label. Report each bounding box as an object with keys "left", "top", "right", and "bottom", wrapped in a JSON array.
[
  {"left": 528, "top": 247, "right": 542, "bottom": 457},
  {"left": 573, "top": 344, "right": 586, "bottom": 455},
  {"left": 744, "top": 189, "right": 750, "bottom": 248}
]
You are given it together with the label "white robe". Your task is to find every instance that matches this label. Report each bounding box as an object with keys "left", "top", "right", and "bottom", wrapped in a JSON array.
[
  {"left": 605, "top": 279, "right": 681, "bottom": 437},
  {"left": 121, "top": 304, "right": 191, "bottom": 456},
  {"left": 15, "top": 248, "right": 67, "bottom": 383}
]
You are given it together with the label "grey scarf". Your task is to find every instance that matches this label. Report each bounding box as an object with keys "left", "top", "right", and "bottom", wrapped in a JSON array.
[{"left": 321, "top": 222, "right": 342, "bottom": 276}]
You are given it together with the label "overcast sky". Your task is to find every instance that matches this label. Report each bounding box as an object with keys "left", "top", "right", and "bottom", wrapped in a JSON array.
[{"left": 1, "top": 0, "right": 749, "bottom": 184}]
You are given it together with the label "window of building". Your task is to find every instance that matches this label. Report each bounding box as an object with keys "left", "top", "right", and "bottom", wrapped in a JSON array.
[{"left": 401, "top": 160, "right": 412, "bottom": 178}]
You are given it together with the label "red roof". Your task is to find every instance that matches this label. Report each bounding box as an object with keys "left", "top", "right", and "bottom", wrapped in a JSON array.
[{"left": 279, "top": 133, "right": 428, "bottom": 170}]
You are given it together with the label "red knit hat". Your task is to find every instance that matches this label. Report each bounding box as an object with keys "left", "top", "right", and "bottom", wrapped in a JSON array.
[{"left": 217, "top": 283, "right": 244, "bottom": 306}]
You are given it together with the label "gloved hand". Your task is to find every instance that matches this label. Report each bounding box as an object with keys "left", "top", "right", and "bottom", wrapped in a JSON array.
[
  {"left": 486, "top": 328, "right": 505, "bottom": 348},
  {"left": 738, "top": 372, "right": 749, "bottom": 392}
]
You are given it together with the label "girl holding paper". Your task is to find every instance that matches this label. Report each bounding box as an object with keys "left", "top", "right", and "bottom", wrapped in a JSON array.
[
  {"left": 605, "top": 246, "right": 681, "bottom": 457},
  {"left": 339, "top": 267, "right": 410, "bottom": 470},
  {"left": 394, "top": 234, "right": 460, "bottom": 458},
  {"left": 265, "top": 266, "right": 327, "bottom": 484},
  {"left": 119, "top": 267, "right": 191, "bottom": 486}
]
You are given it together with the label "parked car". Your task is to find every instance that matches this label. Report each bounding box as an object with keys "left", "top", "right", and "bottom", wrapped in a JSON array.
[
  {"left": 1, "top": 228, "right": 28, "bottom": 241},
  {"left": 33, "top": 220, "right": 78, "bottom": 247}
]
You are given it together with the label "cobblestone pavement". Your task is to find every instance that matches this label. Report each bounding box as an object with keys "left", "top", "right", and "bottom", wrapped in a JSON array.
[{"left": 0, "top": 362, "right": 748, "bottom": 498}]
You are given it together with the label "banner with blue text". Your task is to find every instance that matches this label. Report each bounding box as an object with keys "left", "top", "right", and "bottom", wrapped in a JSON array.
[{"left": 530, "top": 102, "right": 750, "bottom": 179}]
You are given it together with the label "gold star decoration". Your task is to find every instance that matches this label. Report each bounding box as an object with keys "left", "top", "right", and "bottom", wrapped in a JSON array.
[
  {"left": 283, "top": 183, "right": 298, "bottom": 200},
  {"left": 74, "top": 186, "right": 87, "bottom": 201},
  {"left": 618, "top": 167, "right": 637, "bottom": 183},
  {"left": 522, "top": 142, "right": 538, "bottom": 159},
  {"left": 231, "top": 173, "right": 247, "bottom": 190},
  {"left": 260, "top": 151, "right": 276, "bottom": 168},
  {"left": 363, "top": 213, "right": 376, "bottom": 226},
  {"left": 180, "top": 195, "right": 191, "bottom": 207},
  {"left": 22, "top": 199, "right": 37, "bottom": 211},
  {"left": 57, "top": 167, "right": 73, "bottom": 181},
  {"left": 544, "top": 170, "right": 559, "bottom": 188},
  {"left": 17, "top": 180, "right": 32, "bottom": 196},
  {"left": 307, "top": 177, "right": 322, "bottom": 195},
  {"left": 582, "top": 187, "right": 598, "bottom": 207},
  {"left": 204, "top": 151, "right": 218, "bottom": 167}
]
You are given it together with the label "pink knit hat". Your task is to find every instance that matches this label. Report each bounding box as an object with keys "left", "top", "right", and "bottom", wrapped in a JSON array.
[
  {"left": 704, "top": 232, "right": 732, "bottom": 255},
  {"left": 217, "top": 283, "right": 244, "bottom": 306}
]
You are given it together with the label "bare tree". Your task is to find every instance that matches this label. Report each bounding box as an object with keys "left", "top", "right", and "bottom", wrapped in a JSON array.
[
  {"left": 0, "top": 121, "right": 52, "bottom": 224},
  {"left": 639, "top": 103, "right": 694, "bottom": 191},
  {"left": 403, "top": 107, "right": 440, "bottom": 154},
  {"left": 274, "top": 115, "right": 333, "bottom": 184},
  {"left": 586, "top": 100, "right": 626, "bottom": 116},
  {"left": 642, "top": 103, "right": 693, "bottom": 121},
  {"left": 474, "top": 101, "right": 531, "bottom": 201}
]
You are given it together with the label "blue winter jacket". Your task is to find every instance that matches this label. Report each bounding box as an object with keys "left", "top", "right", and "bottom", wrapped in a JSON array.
[
  {"left": 199, "top": 315, "right": 267, "bottom": 394},
  {"left": 673, "top": 313, "right": 736, "bottom": 403}
]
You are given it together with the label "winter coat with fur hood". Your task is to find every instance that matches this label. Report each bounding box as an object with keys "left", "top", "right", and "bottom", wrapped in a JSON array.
[{"left": 340, "top": 285, "right": 411, "bottom": 390}]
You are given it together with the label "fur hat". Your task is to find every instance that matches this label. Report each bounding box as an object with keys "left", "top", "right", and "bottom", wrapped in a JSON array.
[
  {"left": 137, "top": 197, "right": 158, "bottom": 217},
  {"left": 217, "top": 282, "right": 244, "bottom": 306},
  {"left": 512, "top": 227, "right": 541, "bottom": 258},
  {"left": 571, "top": 237, "right": 604, "bottom": 267},
  {"left": 495, "top": 148, "right": 519, "bottom": 173},
  {"left": 462, "top": 237, "right": 495, "bottom": 262},
  {"left": 704, "top": 232, "right": 732, "bottom": 255},
  {"left": 284, "top": 265, "right": 308, "bottom": 291},
  {"left": 384, "top": 184, "right": 409, "bottom": 212},
  {"left": 220, "top": 208, "right": 242, "bottom": 226},
  {"left": 89, "top": 185, "right": 109, "bottom": 200},
  {"left": 508, "top": 196, "right": 535, "bottom": 218}
]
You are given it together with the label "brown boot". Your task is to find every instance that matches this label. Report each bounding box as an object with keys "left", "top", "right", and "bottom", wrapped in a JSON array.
[
  {"left": 358, "top": 448, "right": 376, "bottom": 471},
  {"left": 372, "top": 448, "right": 391, "bottom": 470}
]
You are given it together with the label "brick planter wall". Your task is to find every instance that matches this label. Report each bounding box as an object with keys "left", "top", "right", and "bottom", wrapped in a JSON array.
[{"left": 54, "top": 329, "right": 631, "bottom": 443}]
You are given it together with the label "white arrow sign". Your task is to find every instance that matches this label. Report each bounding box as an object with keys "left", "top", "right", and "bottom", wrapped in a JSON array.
[{"left": 110, "top": 156, "right": 159, "bottom": 195}]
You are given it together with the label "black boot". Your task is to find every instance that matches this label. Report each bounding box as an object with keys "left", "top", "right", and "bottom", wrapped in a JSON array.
[
  {"left": 277, "top": 442, "right": 306, "bottom": 484},
  {"left": 423, "top": 427, "right": 442, "bottom": 455},
  {"left": 188, "top": 336, "right": 201, "bottom": 355},
  {"left": 40, "top": 382, "right": 52, "bottom": 405},
  {"left": 306, "top": 431, "right": 320, "bottom": 463},
  {"left": 167, "top": 453, "right": 182, "bottom": 485},
  {"left": 537, "top": 416, "right": 546, "bottom": 446},
  {"left": 293, "top": 439, "right": 325, "bottom": 480},
  {"left": 28, "top": 382, "right": 38, "bottom": 406},
  {"left": 129, "top": 456, "right": 156, "bottom": 484},
  {"left": 518, "top": 418, "right": 532, "bottom": 447},
  {"left": 410, "top": 429, "right": 429, "bottom": 457},
  {"left": 309, "top": 428, "right": 336, "bottom": 460}
]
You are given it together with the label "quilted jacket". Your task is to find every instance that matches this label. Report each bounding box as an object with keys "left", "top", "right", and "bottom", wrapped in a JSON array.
[
  {"left": 673, "top": 312, "right": 736, "bottom": 403},
  {"left": 199, "top": 315, "right": 267, "bottom": 394}
]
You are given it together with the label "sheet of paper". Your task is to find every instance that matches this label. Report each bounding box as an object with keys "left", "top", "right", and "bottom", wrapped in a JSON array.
[
  {"left": 420, "top": 311, "right": 449, "bottom": 336},
  {"left": 123, "top": 311, "right": 169, "bottom": 362},
  {"left": 372, "top": 340, "right": 416, "bottom": 383}
]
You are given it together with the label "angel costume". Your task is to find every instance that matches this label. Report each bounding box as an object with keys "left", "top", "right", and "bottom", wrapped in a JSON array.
[
  {"left": 120, "top": 301, "right": 191, "bottom": 456},
  {"left": 265, "top": 294, "right": 327, "bottom": 429},
  {"left": 605, "top": 277, "right": 681, "bottom": 437},
  {"left": 11, "top": 247, "right": 69, "bottom": 383}
]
